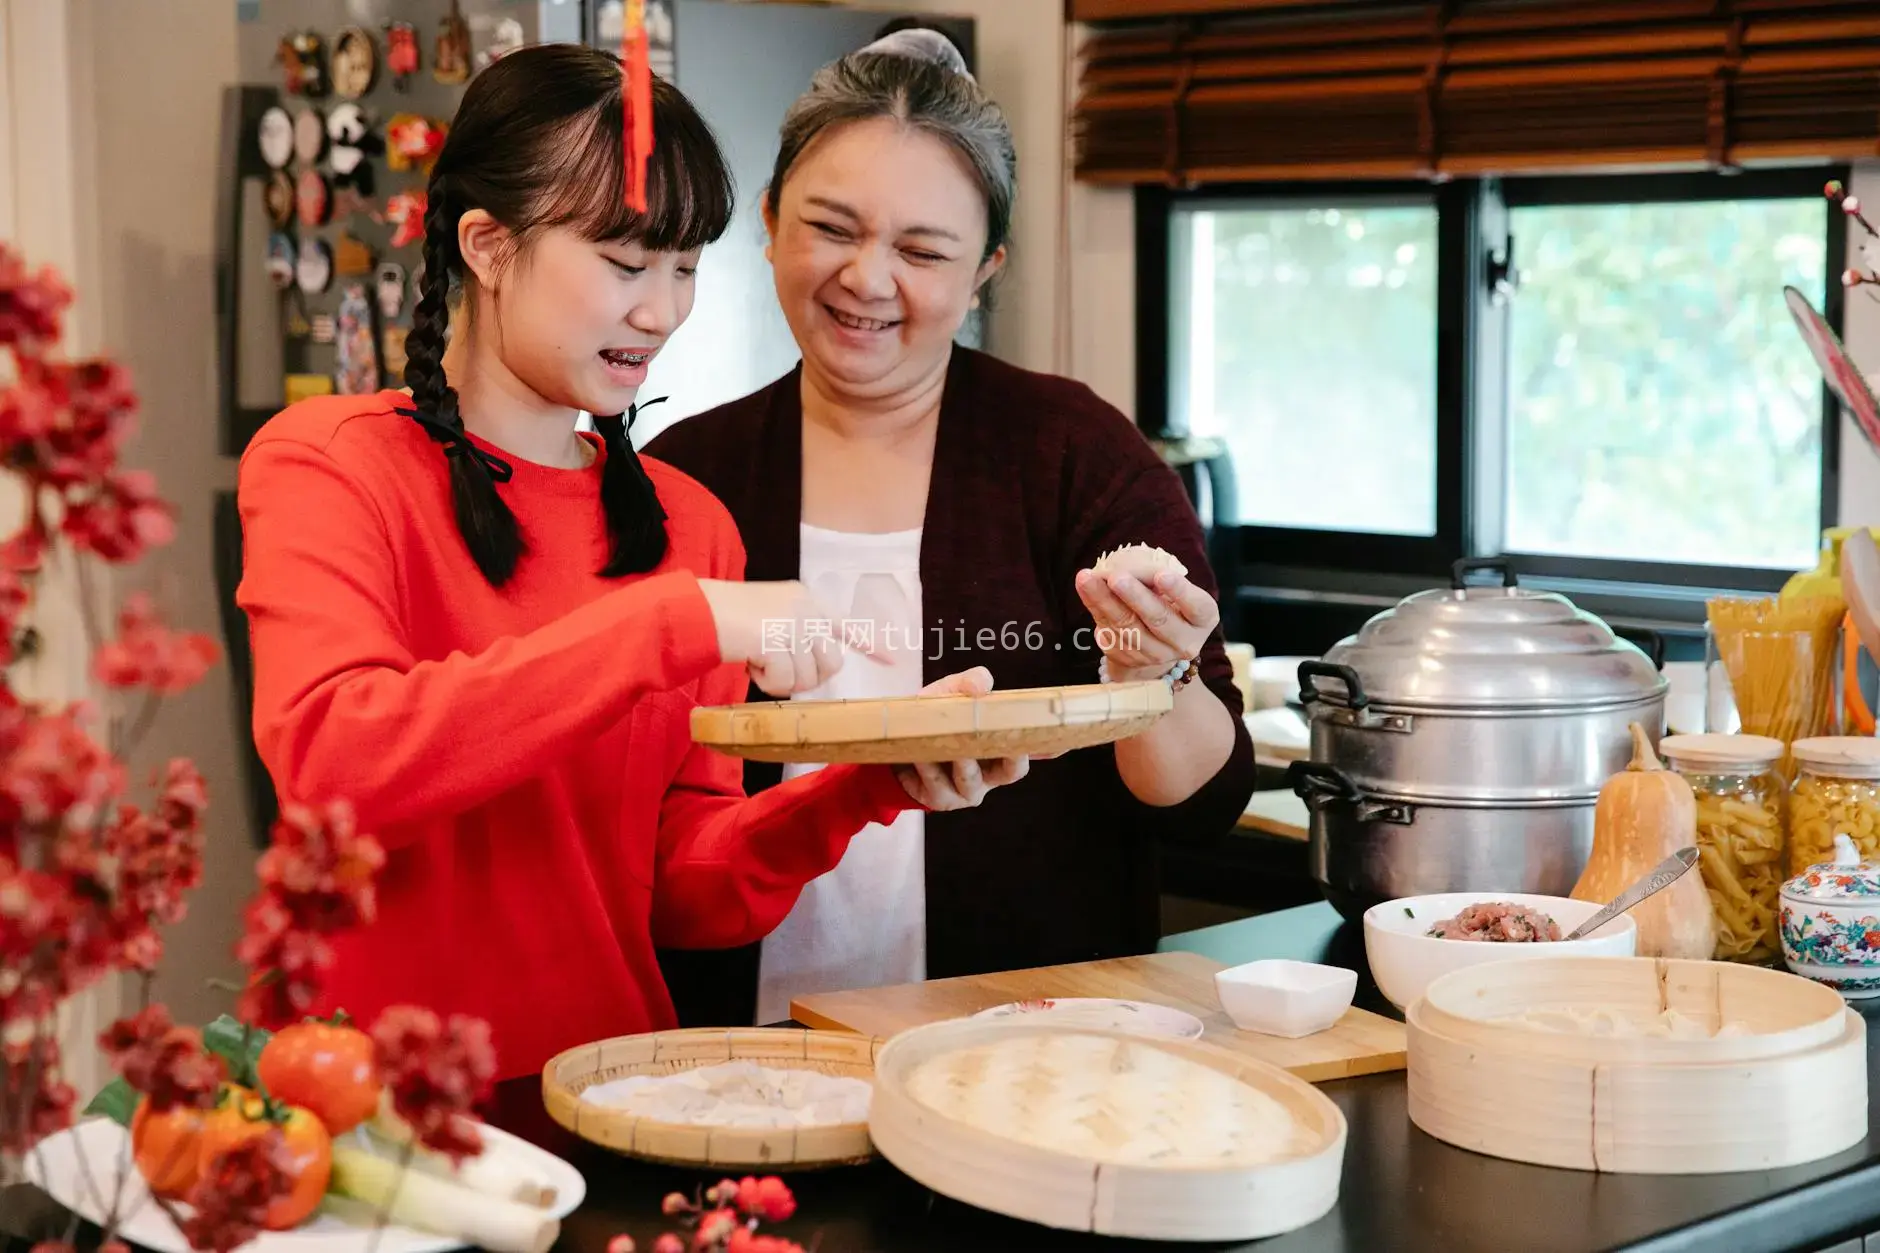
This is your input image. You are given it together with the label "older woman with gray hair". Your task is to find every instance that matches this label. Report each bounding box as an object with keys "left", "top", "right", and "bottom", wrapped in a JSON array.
[{"left": 647, "top": 27, "right": 1256, "bottom": 1027}]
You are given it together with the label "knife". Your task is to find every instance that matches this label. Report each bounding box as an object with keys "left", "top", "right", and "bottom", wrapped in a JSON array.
[{"left": 1562, "top": 846, "right": 1701, "bottom": 942}]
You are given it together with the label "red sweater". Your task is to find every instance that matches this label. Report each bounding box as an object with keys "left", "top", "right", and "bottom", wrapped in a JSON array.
[{"left": 235, "top": 391, "right": 913, "bottom": 1079}]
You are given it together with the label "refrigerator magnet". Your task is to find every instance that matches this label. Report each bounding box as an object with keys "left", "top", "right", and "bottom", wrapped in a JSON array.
[
  {"left": 284, "top": 373, "right": 334, "bottom": 405},
  {"left": 335, "top": 284, "right": 381, "bottom": 395},
  {"left": 293, "top": 107, "right": 326, "bottom": 167},
  {"left": 310, "top": 314, "right": 337, "bottom": 345},
  {"left": 375, "top": 263, "right": 407, "bottom": 320},
  {"left": 385, "top": 21, "right": 420, "bottom": 91},
  {"left": 265, "top": 234, "right": 296, "bottom": 290},
  {"left": 381, "top": 325, "right": 410, "bottom": 381},
  {"left": 384, "top": 189, "right": 427, "bottom": 249},
  {"left": 296, "top": 238, "right": 333, "bottom": 295},
  {"left": 335, "top": 234, "right": 374, "bottom": 278},
  {"left": 385, "top": 115, "right": 445, "bottom": 173},
  {"left": 332, "top": 27, "right": 377, "bottom": 99},
  {"left": 434, "top": 1, "right": 470, "bottom": 85},
  {"left": 326, "top": 104, "right": 382, "bottom": 194},
  {"left": 264, "top": 170, "right": 296, "bottom": 228},
  {"left": 257, "top": 107, "right": 293, "bottom": 169},
  {"left": 296, "top": 169, "right": 330, "bottom": 228},
  {"left": 277, "top": 32, "right": 329, "bottom": 98}
]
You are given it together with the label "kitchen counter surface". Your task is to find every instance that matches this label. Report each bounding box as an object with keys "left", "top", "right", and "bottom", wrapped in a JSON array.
[
  {"left": 461, "top": 906, "right": 1880, "bottom": 1253},
  {"left": 9, "top": 907, "right": 1880, "bottom": 1252}
]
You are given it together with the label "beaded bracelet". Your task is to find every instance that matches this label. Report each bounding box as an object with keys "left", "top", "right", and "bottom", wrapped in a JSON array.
[{"left": 1098, "top": 656, "right": 1199, "bottom": 690}]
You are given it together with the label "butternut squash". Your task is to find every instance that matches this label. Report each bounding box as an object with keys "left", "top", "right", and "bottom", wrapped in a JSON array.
[{"left": 1570, "top": 722, "right": 1716, "bottom": 960}]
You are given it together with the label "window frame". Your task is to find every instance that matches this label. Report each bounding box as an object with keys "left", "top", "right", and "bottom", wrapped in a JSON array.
[{"left": 1137, "top": 164, "right": 1851, "bottom": 600}]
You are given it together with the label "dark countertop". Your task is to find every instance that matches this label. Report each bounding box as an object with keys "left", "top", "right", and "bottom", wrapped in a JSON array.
[
  {"left": 8, "top": 908, "right": 1880, "bottom": 1253},
  {"left": 465, "top": 906, "right": 1880, "bottom": 1253}
]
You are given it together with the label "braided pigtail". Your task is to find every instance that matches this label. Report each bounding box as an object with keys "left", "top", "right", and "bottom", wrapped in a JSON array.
[
  {"left": 593, "top": 401, "right": 670, "bottom": 576},
  {"left": 402, "top": 177, "right": 525, "bottom": 586}
]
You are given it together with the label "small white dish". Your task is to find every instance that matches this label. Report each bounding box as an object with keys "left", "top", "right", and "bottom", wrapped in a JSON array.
[
  {"left": 1364, "top": 891, "right": 1637, "bottom": 1012},
  {"left": 971, "top": 997, "right": 1205, "bottom": 1040},
  {"left": 1214, "top": 959, "right": 1357, "bottom": 1038}
]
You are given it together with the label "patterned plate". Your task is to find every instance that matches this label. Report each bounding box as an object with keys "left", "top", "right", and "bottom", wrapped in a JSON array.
[{"left": 971, "top": 997, "right": 1205, "bottom": 1040}]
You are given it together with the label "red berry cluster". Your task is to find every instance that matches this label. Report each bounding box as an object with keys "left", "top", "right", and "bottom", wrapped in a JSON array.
[{"left": 618, "top": 1176, "right": 808, "bottom": 1253}]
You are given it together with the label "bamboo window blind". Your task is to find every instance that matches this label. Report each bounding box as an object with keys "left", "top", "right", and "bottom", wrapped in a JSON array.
[{"left": 1070, "top": 0, "right": 1880, "bottom": 185}]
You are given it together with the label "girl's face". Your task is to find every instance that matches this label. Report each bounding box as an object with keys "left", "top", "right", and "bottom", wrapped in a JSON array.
[
  {"left": 764, "top": 116, "right": 1004, "bottom": 404},
  {"left": 459, "top": 217, "right": 700, "bottom": 416}
]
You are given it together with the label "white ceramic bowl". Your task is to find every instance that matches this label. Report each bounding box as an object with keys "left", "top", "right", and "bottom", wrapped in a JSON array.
[
  {"left": 1363, "top": 892, "right": 1637, "bottom": 1012},
  {"left": 1214, "top": 959, "right": 1357, "bottom": 1038}
]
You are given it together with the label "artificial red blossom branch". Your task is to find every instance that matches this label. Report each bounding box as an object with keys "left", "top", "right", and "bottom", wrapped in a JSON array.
[
  {"left": 97, "top": 1005, "right": 223, "bottom": 1113},
  {"left": 235, "top": 800, "right": 384, "bottom": 1028},
  {"left": 369, "top": 1006, "right": 498, "bottom": 1163},
  {"left": 1829, "top": 180, "right": 1880, "bottom": 297}
]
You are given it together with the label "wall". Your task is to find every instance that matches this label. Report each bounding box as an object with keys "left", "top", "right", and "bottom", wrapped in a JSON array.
[{"left": 85, "top": 0, "right": 247, "bottom": 1028}]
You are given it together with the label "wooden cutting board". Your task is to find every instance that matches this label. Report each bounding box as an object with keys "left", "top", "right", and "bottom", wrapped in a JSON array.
[{"left": 791, "top": 950, "right": 1405, "bottom": 1084}]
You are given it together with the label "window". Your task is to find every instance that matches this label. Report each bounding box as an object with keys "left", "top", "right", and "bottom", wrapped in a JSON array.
[
  {"left": 1139, "top": 168, "right": 1846, "bottom": 604},
  {"left": 1500, "top": 189, "right": 1830, "bottom": 573},
  {"left": 1169, "top": 198, "right": 1440, "bottom": 537}
]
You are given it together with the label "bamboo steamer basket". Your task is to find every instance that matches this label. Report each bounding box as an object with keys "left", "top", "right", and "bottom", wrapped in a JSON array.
[
  {"left": 867, "top": 1018, "right": 1346, "bottom": 1242},
  {"left": 540, "top": 1028, "right": 878, "bottom": 1170},
  {"left": 1406, "top": 956, "right": 1867, "bottom": 1174},
  {"left": 690, "top": 680, "right": 1172, "bottom": 764}
]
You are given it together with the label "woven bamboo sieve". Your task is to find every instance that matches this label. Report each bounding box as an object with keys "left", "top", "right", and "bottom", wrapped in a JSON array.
[
  {"left": 541, "top": 1028, "right": 880, "bottom": 1170},
  {"left": 690, "top": 680, "right": 1174, "bottom": 764}
]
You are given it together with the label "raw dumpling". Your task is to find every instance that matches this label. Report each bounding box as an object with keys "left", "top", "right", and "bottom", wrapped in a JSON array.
[{"left": 1092, "top": 543, "right": 1188, "bottom": 581}]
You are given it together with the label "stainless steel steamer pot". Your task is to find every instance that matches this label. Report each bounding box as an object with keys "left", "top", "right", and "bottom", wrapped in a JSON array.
[{"left": 1288, "top": 559, "right": 1668, "bottom": 921}]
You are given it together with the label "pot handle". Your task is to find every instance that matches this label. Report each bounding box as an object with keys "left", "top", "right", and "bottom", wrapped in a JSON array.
[
  {"left": 1297, "top": 660, "right": 1369, "bottom": 711},
  {"left": 1451, "top": 557, "right": 1519, "bottom": 590},
  {"left": 1287, "top": 760, "right": 1362, "bottom": 805},
  {"left": 1615, "top": 626, "right": 1666, "bottom": 671}
]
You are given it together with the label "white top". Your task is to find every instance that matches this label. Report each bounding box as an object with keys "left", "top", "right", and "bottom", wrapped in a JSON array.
[{"left": 755, "top": 523, "right": 927, "bottom": 1026}]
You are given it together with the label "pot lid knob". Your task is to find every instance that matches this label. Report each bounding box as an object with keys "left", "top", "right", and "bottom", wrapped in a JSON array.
[{"left": 1785, "top": 833, "right": 1880, "bottom": 901}]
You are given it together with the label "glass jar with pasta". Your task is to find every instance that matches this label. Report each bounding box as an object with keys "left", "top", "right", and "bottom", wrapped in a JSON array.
[
  {"left": 1790, "top": 737, "right": 1880, "bottom": 876},
  {"left": 1661, "top": 734, "right": 1788, "bottom": 963}
]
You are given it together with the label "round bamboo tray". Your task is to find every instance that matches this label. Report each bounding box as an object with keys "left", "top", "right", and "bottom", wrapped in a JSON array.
[
  {"left": 541, "top": 1028, "right": 879, "bottom": 1170},
  {"left": 867, "top": 1018, "right": 1346, "bottom": 1243},
  {"left": 1406, "top": 956, "right": 1867, "bottom": 1174},
  {"left": 690, "top": 680, "right": 1173, "bottom": 764}
]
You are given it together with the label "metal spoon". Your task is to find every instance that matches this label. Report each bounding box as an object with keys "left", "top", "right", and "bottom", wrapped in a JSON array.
[{"left": 1562, "top": 846, "right": 1701, "bottom": 941}]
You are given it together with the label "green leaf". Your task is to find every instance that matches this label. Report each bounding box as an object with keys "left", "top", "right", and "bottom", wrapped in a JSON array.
[
  {"left": 202, "top": 1014, "right": 271, "bottom": 1090},
  {"left": 82, "top": 1077, "right": 137, "bottom": 1128}
]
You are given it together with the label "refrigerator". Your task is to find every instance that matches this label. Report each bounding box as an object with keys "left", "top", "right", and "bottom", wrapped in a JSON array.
[{"left": 213, "top": 1, "right": 976, "bottom": 846}]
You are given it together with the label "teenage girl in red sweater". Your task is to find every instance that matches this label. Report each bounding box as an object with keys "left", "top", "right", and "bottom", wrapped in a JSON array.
[{"left": 234, "top": 45, "right": 1027, "bottom": 1080}]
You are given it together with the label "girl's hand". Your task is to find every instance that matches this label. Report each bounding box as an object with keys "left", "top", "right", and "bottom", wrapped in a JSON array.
[
  {"left": 892, "top": 666, "right": 1030, "bottom": 809},
  {"left": 1074, "top": 567, "right": 1219, "bottom": 684},
  {"left": 697, "top": 578, "right": 880, "bottom": 697}
]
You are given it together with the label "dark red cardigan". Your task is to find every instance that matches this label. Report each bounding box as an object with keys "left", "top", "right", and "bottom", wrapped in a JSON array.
[{"left": 643, "top": 347, "right": 1256, "bottom": 1025}]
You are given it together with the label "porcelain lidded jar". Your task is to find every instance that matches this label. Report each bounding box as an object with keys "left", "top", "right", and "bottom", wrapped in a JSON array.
[{"left": 1780, "top": 833, "right": 1880, "bottom": 998}]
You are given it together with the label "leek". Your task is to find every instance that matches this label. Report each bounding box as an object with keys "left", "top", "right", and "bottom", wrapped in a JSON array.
[
  {"left": 364, "top": 1099, "right": 558, "bottom": 1208},
  {"left": 328, "top": 1143, "right": 559, "bottom": 1253}
]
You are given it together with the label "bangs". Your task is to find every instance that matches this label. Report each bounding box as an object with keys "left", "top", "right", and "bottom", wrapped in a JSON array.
[{"left": 533, "top": 79, "right": 735, "bottom": 253}]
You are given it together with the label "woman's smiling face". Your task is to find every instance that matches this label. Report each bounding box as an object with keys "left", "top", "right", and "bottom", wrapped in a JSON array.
[{"left": 764, "top": 115, "right": 1004, "bottom": 402}]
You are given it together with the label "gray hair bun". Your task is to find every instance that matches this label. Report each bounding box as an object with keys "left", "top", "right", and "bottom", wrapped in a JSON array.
[{"left": 859, "top": 28, "right": 972, "bottom": 81}]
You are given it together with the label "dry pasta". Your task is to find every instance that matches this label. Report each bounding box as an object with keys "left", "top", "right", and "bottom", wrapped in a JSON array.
[
  {"left": 1692, "top": 783, "right": 1784, "bottom": 963},
  {"left": 1789, "top": 772, "right": 1880, "bottom": 874},
  {"left": 1706, "top": 596, "right": 1843, "bottom": 778}
]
